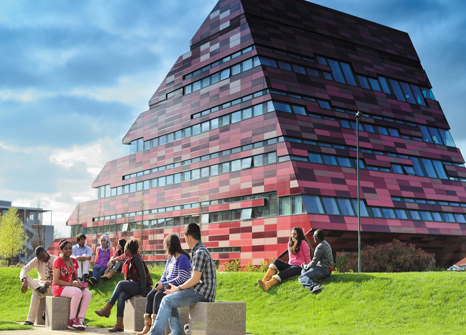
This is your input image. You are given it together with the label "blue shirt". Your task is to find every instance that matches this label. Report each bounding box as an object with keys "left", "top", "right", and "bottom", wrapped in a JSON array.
[
  {"left": 72, "top": 244, "right": 93, "bottom": 258},
  {"left": 160, "top": 254, "right": 191, "bottom": 286}
]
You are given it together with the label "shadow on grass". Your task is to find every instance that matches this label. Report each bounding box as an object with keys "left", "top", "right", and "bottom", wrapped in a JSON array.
[
  {"left": 326, "top": 273, "right": 378, "bottom": 284},
  {"left": 0, "top": 321, "right": 32, "bottom": 331}
]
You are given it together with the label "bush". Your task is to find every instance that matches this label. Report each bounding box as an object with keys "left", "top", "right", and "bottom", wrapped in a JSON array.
[{"left": 337, "top": 239, "right": 434, "bottom": 272}]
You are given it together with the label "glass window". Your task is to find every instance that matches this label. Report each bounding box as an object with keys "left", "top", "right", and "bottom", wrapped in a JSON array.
[
  {"left": 328, "top": 60, "right": 345, "bottom": 83},
  {"left": 274, "top": 102, "right": 292, "bottom": 113},
  {"left": 364, "top": 124, "right": 375, "bottom": 133},
  {"left": 323, "top": 72, "right": 333, "bottom": 80},
  {"left": 191, "top": 169, "right": 200, "bottom": 179},
  {"left": 419, "top": 125, "right": 433, "bottom": 143},
  {"left": 338, "top": 63, "right": 356, "bottom": 86},
  {"left": 444, "top": 213, "right": 455, "bottom": 222},
  {"left": 422, "top": 158, "right": 438, "bottom": 178},
  {"left": 377, "top": 126, "right": 388, "bottom": 135},
  {"left": 388, "top": 128, "right": 400, "bottom": 137},
  {"left": 410, "top": 85, "right": 426, "bottom": 106},
  {"left": 221, "top": 162, "right": 230, "bottom": 173},
  {"left": 307, "top": 68, "right": 320, "bottom": 78},
  {"left": 420, "top": 211, "right": 433, "bottom": 221},
  {"left": 351, "top": 200, "right": 369, "bottom": 217},
  {"left": 260, "top": 57, "right": 277, "bottom": 67},
  {"left": 278, "top": 61, "right": 292, "bottom": 71},
  {"left": 403, "top": 166, "right": 415, "bottom": 175},
  {"left": 323, "top": 155, "right": 337, "bottom": 166},
  {"left": 279, "top": 197, "right": 292, "bottom": 215},
  {"left": 210, "top": 165, "right": 219, "bottom": 176},
  {"left": 432, "top": 160, "right": 447, "bottom": 179},
  {"left": 292, "top": 105, "right": 307, "bottom": 115},
  {"left": 455, "top": 214, "right": 466, "bottom": 223},
  {"left": 428, "top": 127, "right": 442, "bottom": 145},
  {"left": 432, "top": 212, "right": 442, "bottom": 221},
  {"left": 318, "top": 100, "right": 331, "bottom": 109},
  {"left": 211, "top": 72, "right": 220, "bottom": 84},
  {"left": 303, "top": 196, "right": 324, "bottom": 214},
  {"left": 378, "top": 77, "right": 391, "bottom": 94},
  {"left": 292, "top": 196, "right": 304, "bottom": 214},
  {"left": 292, "top": 64, "right": 306, "bottom": 74},
  {"left": 253, "top": 155, "right": 263, "bottom": 167},
  {"left": 243, "top": 107, "right": 252, "bottom": 119},
  {"left": 243, "top": 58, "right": 253, "bottom": 71},
  {"left": 380, "top": 208, "right": 395, "bottom": 218},
  {"left": 242, "top": 157, "right": 252, "bottom": 169},
  {"left": 130, "top": 183, "right": 136, "bottom": 192},
  {"left": 231, "top": 159, "right": 241, "bottom": 171},
  {"left": 231, "top": 64, "right": 241, "bottom": 76},
  {"left": 192, "top": 124, "right": 201, "bottom": 135},
  {"left": 358, "top": 76, "right": 370, "bottom": 89},
  {"left": 267, "top": 152, "right": 277, "bottom": 164},
  {"left": 411, "top": 157, "right": 425, "bottom": 177},
  {"left": 192, "top": 81, "right": 201, "bottom": 91},
  {"left": 221, "top": 68, "right": 230, "bottom": 80},
  {"left": 184, "top": 85, "right": 192, "bottom": 94},
  {"left": 308, "top": 153, "right": 322, "bottom": 163},
  {"left": 439, "top": 129, "right": 455, "bottom": 147},
  {"left": 337, "top": 157, "right": 352, "bottom": 167},
  {"left": 400, "top": 82, "right": 416, "bottom": 104},
  {"left": 409, "top": 210, "right": 421, "bottom": 220},
  {"left": 395, "top": 209, "right": 408, "bottom": 219},
  {"left": 337, "top": 199, "right": 355, "bottom": 216},
  {"left": 389, "top": 79, "right": 406, "bottom": 102},
  {"left": 201, "top": 76, "right": 210, "bottom": 88},
  {"left": 369, "top": 78, "right": 381, "bottom": 91},
  {"left": 317, "top": 57, "right": 327, "bottom": 65},
  {"left": 322, "top": 198, "right": 340, "bottom": 215},
  {"left": 240, "top": 208, "right": 253, "bottom": 220},
  {"left": 136, "top": 182, "right": 143, "bottom": 191},
  {"left": 231, "top": 111, "right": 241, "bottom": 123},
  {"left": 372, "top": 207, "right": 383, "bottom": 218}
]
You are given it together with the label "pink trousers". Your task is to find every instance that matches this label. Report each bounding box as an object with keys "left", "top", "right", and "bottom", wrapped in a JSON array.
[{"left": 60, "top": 287, "right": 92, "bottom": 319}]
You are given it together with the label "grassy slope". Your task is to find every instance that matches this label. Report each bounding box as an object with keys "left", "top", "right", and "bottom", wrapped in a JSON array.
[{"left": 1, "top": 268, "right": 465, "bottom": 334}]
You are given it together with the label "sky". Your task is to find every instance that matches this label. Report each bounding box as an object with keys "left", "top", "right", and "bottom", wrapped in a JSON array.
[{"left": 1, "top": 0, "right": 466, "bottom": 237}]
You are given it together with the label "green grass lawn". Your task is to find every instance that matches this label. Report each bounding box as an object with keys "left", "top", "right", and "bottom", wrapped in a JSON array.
[{"left": 1, "top": 267, "right": 466, "bottom": 334}]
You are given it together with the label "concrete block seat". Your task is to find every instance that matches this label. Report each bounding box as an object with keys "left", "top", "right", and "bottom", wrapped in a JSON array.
[
  {"left": 189, "top": 302, "right": 246, "bottom": 335},
  {"left": 124, "top": 297, "right": 147, "bottom": 332},
  {"left": 45, "top": 296, "right": 71, "bottom": 330}
]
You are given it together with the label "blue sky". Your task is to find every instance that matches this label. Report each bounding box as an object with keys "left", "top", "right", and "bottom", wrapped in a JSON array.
[{"left": 1, "top": 0, "right": 465, "bottom": 237}]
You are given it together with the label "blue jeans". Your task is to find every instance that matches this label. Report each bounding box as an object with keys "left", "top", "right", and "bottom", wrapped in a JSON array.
[
  {"left": 92, "top": 265, "right": 107, "bottom": 280},
  {"left": 109, "top": 281, "right": 143, "bottom": 317},
  {"left": 149, "top": 289, "right": 208, "bottom": 335},
  {"left": 298, "top": 266, "right": 331, "bottom": 291},
  {"left": 273, "top": 259, "right": 301, "bottom": 281}
]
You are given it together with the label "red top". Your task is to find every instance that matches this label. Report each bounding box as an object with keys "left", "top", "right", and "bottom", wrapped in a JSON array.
[{"left": 52, "top": 257, "right": 78, "bottom": 296}]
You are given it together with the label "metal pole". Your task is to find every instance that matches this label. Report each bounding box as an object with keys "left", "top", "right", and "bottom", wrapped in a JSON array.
[{"left": 356, "top": 111, "right": 362, "bottom": 273}]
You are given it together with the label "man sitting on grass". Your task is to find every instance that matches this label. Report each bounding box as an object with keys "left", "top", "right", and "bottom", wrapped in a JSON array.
[
  {"left": 150, "top": 223, "right": 217, "bottom": 335},
  {"left": 299, "top": 229, "right": 333, "bottom": 294},
  {"left": 20, "top": 246, "right": 57, "bottom": 325}
]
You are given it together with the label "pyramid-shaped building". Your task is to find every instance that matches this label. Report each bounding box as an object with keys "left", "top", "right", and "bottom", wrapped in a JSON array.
[{"left": 64, "top": 0, "right": 466, "bottom": 267}]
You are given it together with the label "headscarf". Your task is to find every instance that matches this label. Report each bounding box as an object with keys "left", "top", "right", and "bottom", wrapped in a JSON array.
[{"left": 100, "top": 234, "right": 112, "bottom": 252}]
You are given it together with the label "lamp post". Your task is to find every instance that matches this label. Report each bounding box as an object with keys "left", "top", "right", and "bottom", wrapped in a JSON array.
[{"left": 355, "top": 111, "right": 362, "bottom": 273}]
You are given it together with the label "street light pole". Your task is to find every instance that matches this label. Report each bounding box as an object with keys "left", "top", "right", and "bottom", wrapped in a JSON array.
[{"left": 356, "top": 111, "right": 362, "bottom": 273}]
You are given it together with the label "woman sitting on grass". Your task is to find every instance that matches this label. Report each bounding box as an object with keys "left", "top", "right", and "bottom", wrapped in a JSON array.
[
  {"left": 258, "top": 227, "right": 311, "bottom": 291},
  {"left": 52, "top": 239, "right": 92, "bottom": 331},
  {"left": 137, "top": 234, "right": 191, "bottom": 335},
  {"left": 94, "top": 239, "right": 153, "bottom": 332},
  {"left": 89, "top": 234, "right": 114, "bottom": 286},
  {"left": 101, "top": 238, "right": 127, "bottom": 280}
]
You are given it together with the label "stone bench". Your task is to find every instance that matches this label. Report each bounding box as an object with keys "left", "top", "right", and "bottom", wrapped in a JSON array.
[
  {"left": 45, "top": 296, "right": 71, "bottom": 330},
  {"left": 189, "top": 302, "right": 246, "bottom": 335},
  {"left": 36, "top": 297, "right": 46, "bottom": 325},
  {"left": 124, "top": 297, "right": 189, "bottom": 334}
]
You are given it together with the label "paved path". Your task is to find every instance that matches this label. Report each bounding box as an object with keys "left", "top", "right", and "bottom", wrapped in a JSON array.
[{"left": 0, "top": 325, "right": 113, "bottom": 335}]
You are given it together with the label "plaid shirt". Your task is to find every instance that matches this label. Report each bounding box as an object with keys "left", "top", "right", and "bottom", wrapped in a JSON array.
[
  {"left": 305, "top": 240, "right": 333, "bottom": 270},
  {"left": 191, "top": 241, "right": 216, "bottom": 302}
]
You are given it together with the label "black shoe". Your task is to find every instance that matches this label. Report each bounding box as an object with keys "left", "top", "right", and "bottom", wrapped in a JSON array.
[
  {"left": 42, "top": 310, "right": 46, "bottom": 321},
  {"left": 82, "top": 274, "right": 88, "bottom": 282},
  {"left": 89, "top": 277, "right": 97, "bottom": 286},
  {"left": 24, "top": 321, "right": 34, "bottom": 326},
  {"left": 37, "top": 286, "right": 47, "bottom": 294},
  {"left": 311, "top": 284, "right": 322, "bottom": 294}
]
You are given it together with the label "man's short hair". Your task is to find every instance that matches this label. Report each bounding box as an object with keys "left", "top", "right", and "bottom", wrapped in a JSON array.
[
  {"left": 185, "top": 223, "right": 201, "bottom": 241},
  {"left": 35, "top": 246, "right": 46, "bottom": 256},
  {"left": 315, "top": 229, "right": 325, "bottom": 241},
  {"left": 76, "top": 233, "right": 86, "bottom": 242}
]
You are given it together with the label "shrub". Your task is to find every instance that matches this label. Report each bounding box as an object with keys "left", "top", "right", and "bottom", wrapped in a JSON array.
[
  {"left": 338, "top": 239, "right": 434, "bottom": 272},
  {"left": 222, "top": 259, "right": 241, "bottom": 272}
]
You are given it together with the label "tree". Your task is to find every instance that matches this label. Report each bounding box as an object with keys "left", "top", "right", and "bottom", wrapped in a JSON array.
[{"left": 0, "top": 208, "right": 28, "bottom": 265}]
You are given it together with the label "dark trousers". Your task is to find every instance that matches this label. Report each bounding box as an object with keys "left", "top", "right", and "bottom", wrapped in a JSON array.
[
  {"left": 109, "top": 280, "right": 142, "bottom": 317},
  {"left": 145, "top": 288, "right": 166, "bottom": 314},
  {"left": 273, "top": 259, "right": 302, "bottom": 281}
]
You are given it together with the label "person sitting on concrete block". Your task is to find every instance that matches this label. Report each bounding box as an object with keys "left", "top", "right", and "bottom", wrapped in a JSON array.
[
  {"left": 20, "top": 246, "right": 57, "bottom": 326},
  {"left": 149, "top": 223, "right": 217, "bottom": 335}
]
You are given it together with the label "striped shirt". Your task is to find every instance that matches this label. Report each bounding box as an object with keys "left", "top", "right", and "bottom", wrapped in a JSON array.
[
  {"left": 160, "top": 254, "right": 191, "bottom": 286},
  {"left": 305, "top": 240, "right": 333, "bottom": 269},
  {"left": 191, "top": 241, "right": 216, "bottom": 302}
]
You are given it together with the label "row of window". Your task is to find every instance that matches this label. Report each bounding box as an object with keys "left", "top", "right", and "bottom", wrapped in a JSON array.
[
  {"left": 184, "top": 45, "right": 256, "bottom": 80},
  {"left": 192, "top": 89, "right": 268, "bottom": 119},
  {"left": 289, "top": 147, "right": 456, "bottom": 181},
  {"left": 268, "top": 87, "right": 454, "bottom": 147},
  {"left": 392, "top": 197, "right": 466, "bottom": 208},
  {"left": 304, "top": 196, "right": 466, "bottom": 223},
  {"left": 258, "top": 51, "right": 435, "bottom": 106},
  {"left": 129, "top": 100, "right": 274, "bottom": 155},
  {"left": 184, "top": 56, "right": 261, "bottom": 95},
  {"left": 93, "top": 192, "right": 278, "bottom": 223},
  {"left": 97, "top": 151, "right": 277, "bottom": 199},
  {"left": 123, "top": 136, "right": 283, "bottom": 181}
]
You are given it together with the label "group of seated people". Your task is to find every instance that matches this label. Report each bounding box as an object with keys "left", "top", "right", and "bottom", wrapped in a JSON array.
[
  {"left": 20, "top": 223, "right": 217, "bottom": 335},
  {"left": 20, "top": 225, "right": 332, "bottom": 334}
]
